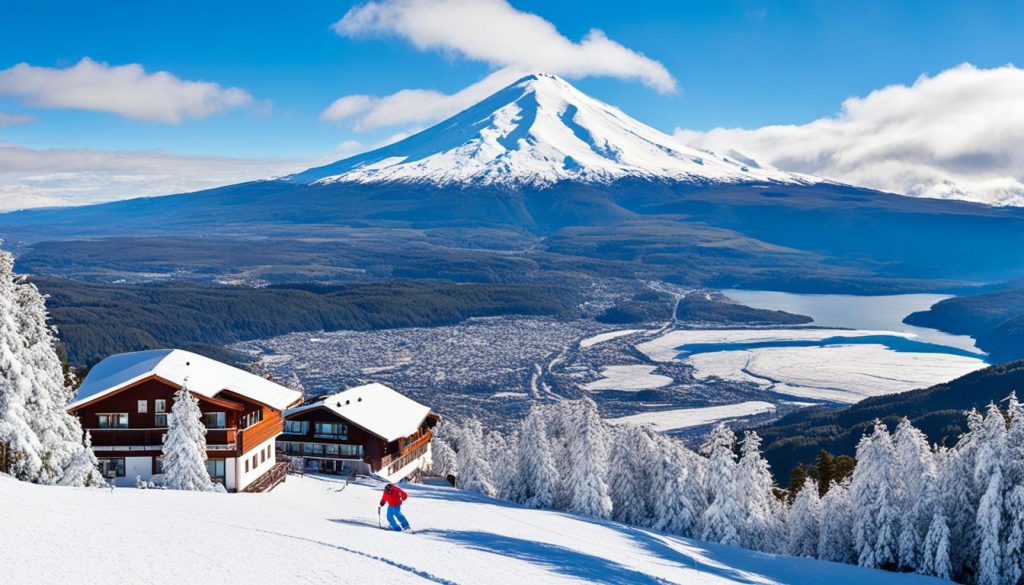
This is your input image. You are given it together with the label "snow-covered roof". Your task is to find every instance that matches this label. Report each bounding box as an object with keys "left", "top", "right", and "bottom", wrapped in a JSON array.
[
  {"left": 286, "top": 383, "right": 432, "bottom": 442},
  {"left": 69, "top": 349, "right": 303, "bottom": 411}
]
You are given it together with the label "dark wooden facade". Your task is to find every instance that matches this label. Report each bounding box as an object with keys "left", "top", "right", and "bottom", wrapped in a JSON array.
[
  {"left": 68, "top": 375, "right": 289, "bottom": 489},
  {"left": 278, "top": 406, "right": 438, "bottom": 476}
]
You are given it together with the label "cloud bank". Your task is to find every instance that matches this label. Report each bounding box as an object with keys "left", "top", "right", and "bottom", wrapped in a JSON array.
[
  {"left": 324, "top": 0, "right": 675, "bottom": 130},
  {"left": 0, "top": 112, "right": 33, "bottom": 127},
  {"left": 0, "top": 58, "right": 255, "bottom": 124},
  {"left": 0, "top": 145, "right": 322, "bottom": 211},
  {"left": 675, "top": 64, "right": 1024, "bottom": 206}
]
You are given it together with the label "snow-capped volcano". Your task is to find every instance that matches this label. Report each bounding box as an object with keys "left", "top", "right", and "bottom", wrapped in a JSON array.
[{"left": 288, "top": 74, "right": 816, "bottom": 188}]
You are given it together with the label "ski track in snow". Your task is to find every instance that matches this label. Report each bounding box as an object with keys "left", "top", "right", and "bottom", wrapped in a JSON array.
[{"left": 0, "top": 474, "right": 948, "bottom": 585}]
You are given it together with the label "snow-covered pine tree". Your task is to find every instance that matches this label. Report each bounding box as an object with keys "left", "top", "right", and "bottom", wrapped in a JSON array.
[
  {"left": 486, "top": 429, "right": 520, "bottom": 500},
  {"left": 14, "top": 278, "right": 103, "bottom": 486},
  {"left": 1002, "top": 392, "right": 1024, "bottom": 583},
  {"left": 542, "top": 402, "right": 575, "bottom": 510},
  {"left": 566, "top": 397, "right": 612, "bottom": 519},
  {"left": 430, "top": 419, "right": 460, "bottom": 480},
  {"left": 892, "top": 418, "right": 936, "bottom": 570},
  {"left": 818, "top": 480, "right": 855, "bottom": 564},
  {"left": 455, "top": 418, "right": 495, "bottom": 496},
  {"left": 285, "top": 372, "right": 304, "bottom": 394},
  {"left": 162, "top": 382, "right": 214, "bottom": 491},
  {"left": 699, "top": 423, "right": 742, "bottom": 546},
  {"left": 652, "top": 434, "right": 703, "bottom": 537},
  {"left": 920, "top": 508, "right": 952, "bottom": 580},
  {"left": 938, "top": 409, "right": 983, "bottom": 578},
  {"left": 608, "top": 424, "right": 656, "bottom": 526},
  {"left": 787, "top": 477, "right": 822, "bottom": 557},
  {"left": 735, "top": 431, "right": 782, "bottom": 552},
  {"left": 0, "top": 250, "right": 44, "bottom": 480},
  {"left": 974, "top": 403, "right": 1007, "bottom": 585},
  {"left": 517, "top": 405, "right": 558, "bottom": 509},
  {"left": 849, "top": 420, "right": 898, "bottom": 568}
]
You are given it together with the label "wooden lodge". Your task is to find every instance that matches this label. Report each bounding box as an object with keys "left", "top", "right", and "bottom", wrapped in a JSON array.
[
  {"left": 279, "top": 383, "right": 438, "bottom": 481},
  {"left": 67, "top": 349, "right": 304, "bottom": 492}
]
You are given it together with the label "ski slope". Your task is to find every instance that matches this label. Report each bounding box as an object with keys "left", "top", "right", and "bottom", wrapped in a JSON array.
[{"left": 0, "top": 474, "right": 946, "bottom": 584}]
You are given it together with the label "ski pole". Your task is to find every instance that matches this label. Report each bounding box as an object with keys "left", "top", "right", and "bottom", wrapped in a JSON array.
[{"left": 377, "top": 506, "right": 382, "bottom": 529}]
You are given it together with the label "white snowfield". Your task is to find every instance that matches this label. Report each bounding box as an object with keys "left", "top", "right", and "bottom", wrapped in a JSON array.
[
  {"left": 0, "top": 474, "right": 945, "bottom": 585},
  {"left": 637, "top": 328, "right": 986, "bottom": 403},
  {"left": 579, "top": 328, "right": 645, "bottom": 348},
  {"left": 609, "top": 402, "right": 778, "bottom": 432},
  {"left": 286, "top": 74, "right": 820, "bottom": 189},
  {"left": 582, "top": 364, "right": 673, "bottom": 392}
]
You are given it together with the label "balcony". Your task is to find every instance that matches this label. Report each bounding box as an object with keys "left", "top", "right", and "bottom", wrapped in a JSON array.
[{"left": 87, "top": 427, "right": 238, "bottom": 453}]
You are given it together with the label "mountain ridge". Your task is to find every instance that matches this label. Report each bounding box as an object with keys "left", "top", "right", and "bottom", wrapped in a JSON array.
[{"left": 285, "top": 73, "right": 819, "bottom": 189}]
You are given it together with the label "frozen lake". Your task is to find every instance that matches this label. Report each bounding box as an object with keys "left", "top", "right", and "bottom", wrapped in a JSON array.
[
  {"left": 636, "top": 290, "right": 989, "bottom": 404},
  {"left": 723, "top": 289, "right": 983, "bottom": 355}
]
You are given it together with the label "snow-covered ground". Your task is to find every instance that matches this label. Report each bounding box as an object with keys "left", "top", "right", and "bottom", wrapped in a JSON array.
[
  {"left": 582, "top": 365, "right": 673, "bottom": 392},
  {"left": 0, "top": 474, "right": 946, "bottom": 585},
  {"left": 609, "top": 402, "right": 778, "bottom": 431},
  {"left": 579, "top": 329, "right": 645, "bottom": 348},
  {"left": 637, "top": 328, "right": 986, "bottom": 404}
]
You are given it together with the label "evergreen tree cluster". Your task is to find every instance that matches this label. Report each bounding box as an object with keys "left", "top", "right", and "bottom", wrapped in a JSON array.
[
  {"left": 434, "top": 395, "right": 1024, "bottom": 584},
  {"left": 0, "top": 247, "right": 103, "bottom": 486}
]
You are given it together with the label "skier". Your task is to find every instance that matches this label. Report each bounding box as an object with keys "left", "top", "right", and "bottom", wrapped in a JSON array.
[{"left": 379, "top": 483, "right": 411, "bottom": 531}]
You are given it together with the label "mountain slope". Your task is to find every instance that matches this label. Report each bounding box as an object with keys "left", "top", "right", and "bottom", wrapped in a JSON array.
[
  {"left": 287, "top": 74, "right": 814, "bottom": 189},
  {"left": 0, "top": 473, "right": 944, "bottom": 584}
]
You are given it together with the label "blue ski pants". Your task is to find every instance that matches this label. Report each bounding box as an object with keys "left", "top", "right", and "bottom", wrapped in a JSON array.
[{"left": 386, "top": 504, "right": 410, "bottom": 530}]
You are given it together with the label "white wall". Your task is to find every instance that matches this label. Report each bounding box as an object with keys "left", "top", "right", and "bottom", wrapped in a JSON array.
[
  {"left": 110, "top": 456, "right": 152, "bottom": 488},
  {"left": 234, "top": 436, "right": 278, "bottom": 492}
]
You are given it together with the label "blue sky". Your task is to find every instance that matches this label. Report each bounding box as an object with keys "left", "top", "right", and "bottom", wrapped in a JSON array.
[{"left": 1, "top": 0, "right": 1023, "bottom": 209}]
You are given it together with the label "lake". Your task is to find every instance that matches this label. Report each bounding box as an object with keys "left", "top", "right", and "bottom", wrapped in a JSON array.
[{"left": 723, "top": 289, "right": 984, "bottom": 356}]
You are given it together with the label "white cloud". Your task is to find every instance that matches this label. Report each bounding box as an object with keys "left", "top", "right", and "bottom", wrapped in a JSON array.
[
  {"left": 0, "top": 144, "right": 326, "bottom": 212},
  {"left": 674, "top": 63, "right": 1024, "bottom": 207},
  {"left": 324, "top": 0, "right": 675, "bottom": 131},
  {"left": 0, "top": 58, "right": 256, "bottom": 124},
  {"left": 334, "top": 140, "right": 366, "bottom": 156},
  {"left": 0, "top": 112, "right": 33, "bottom": 127}
]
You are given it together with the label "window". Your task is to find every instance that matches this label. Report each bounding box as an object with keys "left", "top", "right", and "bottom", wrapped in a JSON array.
[
  {"left": 201, "top": 412, "right": 226, "bottom": 429},
  {"left": 239, "top": 409, "right": 263, "bottom": 430},
  {"left": 252, "top": 455, "right": 258, "bottom": 469},
  {"left": 137, "top": 400, "right": 147, "bottom": 413},
  {"left": 260, "top": 450, "right": 265, "bottom": 464},
  {"left": 97, "top": 413, "right": 128, "bottom": 429},
  {"left": 244, "top": 460, "right": 249, "bottom": 473},
  {"left": 206, "top": 459, "right": 225, "bottom": 483},
  {"left": 97, "top": 458, "right": 125, "bottom": 478},
  {"left": 314, "top": 422, "right": 347, "bottom": 439},
  {"left": 155, "top": 413, "right": 168, "bottom": 427},
  {"left": 283, "top": 420, "right": 308, "bottom": 435},
  {"left": 154, "top": 457, "right": 164, "bottom": 475},
  {"left": 155, "top": 399, "right": 166, "bottom": 413}
]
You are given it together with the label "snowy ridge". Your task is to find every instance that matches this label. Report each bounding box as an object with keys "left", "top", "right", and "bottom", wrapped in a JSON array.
[{"left": 287, "top": 74, "right": 819, "bottom": 189}]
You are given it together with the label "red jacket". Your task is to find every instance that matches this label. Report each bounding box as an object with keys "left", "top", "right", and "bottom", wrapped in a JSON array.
[{"left": 380, "top": 485, "right": 408, "bottom": 507}]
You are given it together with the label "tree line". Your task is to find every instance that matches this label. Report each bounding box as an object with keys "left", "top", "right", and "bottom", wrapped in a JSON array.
[{"left": 433, "top": 396, "right": 1024, "bottom": 584}]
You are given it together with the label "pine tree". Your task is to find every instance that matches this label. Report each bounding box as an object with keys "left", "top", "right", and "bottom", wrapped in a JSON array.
[
  {"left": 699, "top": 423, "right": 742, "bottom": 546},
  {"left": 814, "top": 449, "right": 835, "bottom": 497},
  {"left": 1003, "top": 393, "right": 1024, "bottom": 583},
  {"left": 517, "top": 406, "right": 558, "bottom": 509},
  {"left": 735, "top": 431, "right": 781, "bottom": 551},
  {"left": 850, "top": 420, "right": 898, "bottom": 568},
  {"left": 892, "top": 418, "right": 936, "bottom": 571},
  {"left": 285, "top": 372, "right": 304, "bottom": 394},
  {"left": 0, "top": 248, "right": 101, "bottom": 486},
  {"left": 162, "top": 382, "right": 214, "bottom": 491},
  {"left": 818, "top": 480, "right": 855, "bottom": 563},
  {"left": 430, "top": 419, "right": 459, "bottom": 481},
  {"left": 942, "top": 409, "right": 983, "bottom": 577},
  {"left": 974, "top": 403, "right": 1006, "bottom": 585},
  {"left": 787, "top": 477, "right": 822, "bottom": 557},
  {"left": 566, "top": 398, "right": 612, "bottom": 519},
  {"left": 455, "top": 418, "right": 495, "bottom": 496},
  {"left": 608, "top": 424, "right": 656, "bottom": 526},
  {"left": 486, "top": 429, "right": 520, "bottom": 500},
  {"left": 652, "top": 434, "right": 702, "bottom": 536},
  {"left": 921, "top": 509, "right": 952, "bottom": 579}
]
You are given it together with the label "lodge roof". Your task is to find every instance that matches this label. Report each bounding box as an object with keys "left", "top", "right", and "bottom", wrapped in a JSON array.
[
  {"left": 285, "top": 382, "right": 431, "bottom": 442},
  {"left": 68, "top": 349, "right": 303, "bottom": 411}
]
